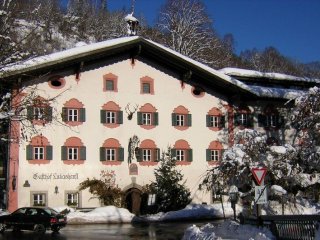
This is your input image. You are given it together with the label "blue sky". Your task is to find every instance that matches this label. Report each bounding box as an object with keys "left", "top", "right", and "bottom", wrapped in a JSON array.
[{"left": 108, "top": 0, "right": 320, "bottom": 64}]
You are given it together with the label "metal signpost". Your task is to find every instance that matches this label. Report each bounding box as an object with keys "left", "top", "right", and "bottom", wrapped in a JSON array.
[{"left": 251, "top": 167, "right": 267, "bottom": 217}]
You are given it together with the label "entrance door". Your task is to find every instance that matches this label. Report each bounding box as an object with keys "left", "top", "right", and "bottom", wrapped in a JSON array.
[{"left": 125, "top": 188, "right": 142, "bottom": 215}]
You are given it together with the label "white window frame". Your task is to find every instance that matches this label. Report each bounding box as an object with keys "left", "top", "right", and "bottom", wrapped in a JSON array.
[
  {"left": 176, "top": 114, "right": 185, "bottom": 126},
  {"left": 68, "top": 108, "right": 79, "bottom": 122},
  {"left": 34, "top": 147, "right": 44, "bottom": 160},
  {"left": 33, "top": 107, "right": 45, "bottom": 120},
  {"left": 210, "top": 116, "right": 219, "bottom": 127},
  {"left": 211, "top": 150, "right": 219, "bottom": 161},
  {"left": 142, "top": 113, "right": 152, "bottom": 125},
  {"left": 239, "top": 113, "right": 248, "bottom": 126},
  {"left": 68, "top": 147, "right": 78, "bottom": 160},
  {"left": 66, "top": 192, "right": 79, "bottom": 206},
  {"left": 32, "top": 193, "right": 46, "bottom": 206},
  {"left": 143, "top": 149, "right": 152, "bottom": 161},
  {"left": 176, "top": 149, "right": 185, "bottom": 161},
  {"left": 106, "top": 148, "right": 116, "bottom": 161},
  {"left": 106, "top": 111, "right": 116, "bottom": 124}
]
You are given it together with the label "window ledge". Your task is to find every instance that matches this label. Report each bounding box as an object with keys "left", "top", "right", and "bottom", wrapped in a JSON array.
[
  {"left": 139, "top": 161, "right": 158, "bottom": 166},
  {"left": 173, "top": 126, "right": 189, "bottom": 131},
  {"left": 101, "top": 161, "right": 122, "bottom": 166},
  {"left": 65, "top": 121, "right": 83, "bottom": 127},
  {"left": 175, "top": 161, "right": 191, "bottom": 166},
  {"left": 28, "top": 160, "right": 50, "bottom": 164},
  {"left": 62, "top": 160, "right": 85, "bottom": 165},
  {"left": 208, "top": 127, "right": 223, "bottom": 131},
  {"left": 103, "top": 123, "right": 120, "bottom": 129},
  {"left": 208, "top": 161, "right": 220, "bottom": 166}
]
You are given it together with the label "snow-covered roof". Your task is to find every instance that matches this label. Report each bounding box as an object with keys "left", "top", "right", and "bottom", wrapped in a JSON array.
[
  {"left": 248, "top": 85, "right": 305, "bottom": 99},
  {"left": 219, "top": 67, "right": 320, "bottom": 83},
  {"left": 0, "top": 36, "right": 141, "bottom": 78},
  {"left": 0, "top": 36, "right": 255, "bottom": 96},
  {"left": 0, "top": 37, "right": 314, "bottom": 100}
]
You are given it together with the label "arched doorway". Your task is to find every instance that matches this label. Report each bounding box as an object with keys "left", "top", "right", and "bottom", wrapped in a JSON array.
[{"left": 125, "top": 188, "right": 142, "bottom": 215}]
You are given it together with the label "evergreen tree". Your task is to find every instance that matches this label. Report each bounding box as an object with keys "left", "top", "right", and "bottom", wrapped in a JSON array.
[{"left": 151, "top": 147, "right": 191, "bottom": 212}]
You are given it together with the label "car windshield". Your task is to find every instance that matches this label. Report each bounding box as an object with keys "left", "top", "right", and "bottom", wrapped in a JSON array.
[{"left": 43, "top": 208, "right": 59, "bottom": 215}]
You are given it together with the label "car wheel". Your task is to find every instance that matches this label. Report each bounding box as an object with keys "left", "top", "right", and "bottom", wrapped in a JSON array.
[
  {"left": 0, "top": 223, "right": 6, "bottom": 233},
  {"left": 51, "top": 226, "right": 60, "bottom": 233},
  {"left": 34, "top": 224, "right": 46, "bottom": 234}
]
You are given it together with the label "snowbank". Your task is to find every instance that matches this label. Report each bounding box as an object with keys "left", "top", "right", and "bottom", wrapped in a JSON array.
[
  {"left": 182, "top": 220, "right": 274, "bottom": 240},
  {"left": 65, "top": 206, "right": 135, "bottom": 224}
]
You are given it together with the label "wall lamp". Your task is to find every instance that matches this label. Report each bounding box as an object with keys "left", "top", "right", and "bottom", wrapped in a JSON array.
[
  {"left": 54, "top": 186, "right": 59, "bottom": 194},
  {"left": 23, "top": 180, "right": 30, "bottom": 187}
]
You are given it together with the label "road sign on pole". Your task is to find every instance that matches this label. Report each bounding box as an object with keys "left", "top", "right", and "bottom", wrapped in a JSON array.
[
  {"left": 251, "top": 167, "right": 267, "bottom": 185},
  {"left": 255, "top": 185, "right": 268, "bottom": 204}
]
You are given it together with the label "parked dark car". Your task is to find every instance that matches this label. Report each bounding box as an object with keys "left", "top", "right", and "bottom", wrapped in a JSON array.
[{"left": 0, "top": 207, "right": 67, "bottom": 234}]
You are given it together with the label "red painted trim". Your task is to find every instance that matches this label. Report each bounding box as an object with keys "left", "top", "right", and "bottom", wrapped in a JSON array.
[
  {"left": 101, "top": 161, "right": 122, "bottom": 166},
  {"left": 48, "top": 76, "right": 66, "bottom": 89},
  {"left": 62, "top": 160, "right": 85, "bottom": 165},
  {"left": 140, "top": 76, "right": 154, "bottom": 95},
  {"left": 8, "top": 90, "right": 22, "bottom": 212},
  {"left": 175, "top": 161, "right": 191, "bottom": 166},
  {"left": 139, "top": 161, "right": 158, "bottom": 166},
  {"left": 28, "top": 160, "right": 50, "bottom": 164},
  {"left": 103, "top": 73, "right": 118, "bottom": 92},
  {"left": 225, "top": 104, "right": 234, "bottom": 147}
]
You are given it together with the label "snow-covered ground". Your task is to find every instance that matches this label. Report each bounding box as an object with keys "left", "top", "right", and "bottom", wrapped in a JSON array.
[{"left": 1, "top": 198, "right": 319, "bottom": 239}]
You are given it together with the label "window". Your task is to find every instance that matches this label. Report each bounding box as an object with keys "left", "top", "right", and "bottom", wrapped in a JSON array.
[
  {"left": 103, "top": 73, "right": 118, "bottom": 92},
  {"left": 176, "top": 115, "right": 184, "bottom": 126},
  {"left": 176, "top": 149, "right": 185, "bottom": 161},
  {"left": 33, "top": 107, "right": 45, "bottom": 120},
  {"left": 106, "top": 148, "right": 116, "bottom": 161},
  {"left": 258, "top": 113, "right": 284, "bottom": 128},
  {"left": 106, "top": 111, "right": 116, "bottom": 124},
  {"left": 140, "top": 76, "right": 154, "bottom": 95},
  {"left": 100, "top": 147, "right": 124, "bottom": 162},
  {"left": 68, "top": 109, "right": 78, "bottom": 121},
  {"left": 101, "top": 110, "right": 123, "bottom": 125},
  {"left": 61, "top": 137, "right": 86, "bottom": 161},
  {"left": 68, "top": 147, "right": 78, "bottom": 160},
  {"left": 206, "top": 115, "right": 225, "bottom": 128},
  {"left": 136, "top": 148, "right": 160, "bottom": 162},
  {"left": 26, "top": 136, "right": 52, "bottom": 161},
  {"left": 143, "top": 149, "right": 151, "bottom": 161},
  {"left": 34, "top": 147, "right": 44, "bottom": 160},
  {"left": 27, "top": 106, "right": 52, "bottom": 122},
  {"left": 206, "top": 141, "right": 224, "bottom": 163},
  {"left": 171, "top": 148, "right": 193, "bottom": 162},
  {"left": 267, "top": 115, "right": 278, "bottom": 127},
  {"left": 62, "top": 107, "right": 85, "bottom": 123},
  {"left": 143, "top": 113, "right": 151, "bottom": 125},
  {"left": 66, "top": 192, "right": 79, "bottom": 207},
  {"left": 211, "top": 150, "right": 219, "bottom": 161},
  {"left": 234, "top": 113, "right": 253, "bottom": 128},
  {"left": 137, "top": 112, "right": 158, "bottom": 126},
  {"left": 210, "top": 116, "right": 219, "bottom": 127},
  {"left": 172, "top": 113, "right": 192, "bottom": 127},
  {"left": 32, "top": 193, "right": 46, "bottom": 206},
  {"left": 142, "top": 83, "right": 151, "bottom": 94},
  {"left": 106, "top": 80, "right": 115, "bottom": 91}
]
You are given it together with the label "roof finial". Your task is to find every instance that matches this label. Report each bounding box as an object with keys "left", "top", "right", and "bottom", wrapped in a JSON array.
[{"left": 125, "top": 0, "right": 139, "bottom": 36}]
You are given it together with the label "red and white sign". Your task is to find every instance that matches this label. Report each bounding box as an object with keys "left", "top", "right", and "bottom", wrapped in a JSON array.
[{"left": 251, "top": 167, "right": 267, "bottom": 185}]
